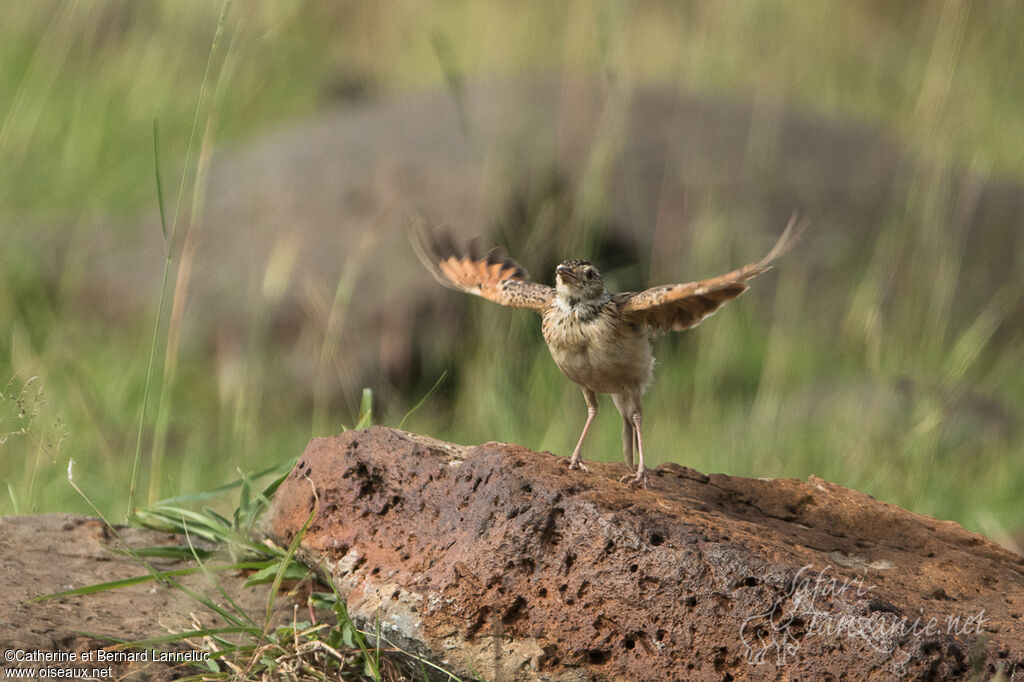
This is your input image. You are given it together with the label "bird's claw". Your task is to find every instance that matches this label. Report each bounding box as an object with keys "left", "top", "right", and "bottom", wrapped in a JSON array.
[
  {"left": 567, "top": 456, "right": 589, "bottom": 472},
  {"left": 619, "top": 469, "right": 649, "bottom": 489}
]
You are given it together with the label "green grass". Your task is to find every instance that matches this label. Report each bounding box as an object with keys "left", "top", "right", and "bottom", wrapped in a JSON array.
[
  {"left": 42, "top": 458, "right": 460, "bottom": 680},
  {"left": 1, "top": 0, "right": 1023, "bottom": 546}
]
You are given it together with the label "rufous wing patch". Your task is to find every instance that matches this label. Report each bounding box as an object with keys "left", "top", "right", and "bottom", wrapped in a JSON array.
[{"left": 412, "top": 226, "right": 554, "bottom": 311}]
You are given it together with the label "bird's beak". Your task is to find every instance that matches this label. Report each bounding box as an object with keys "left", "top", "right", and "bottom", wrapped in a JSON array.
[{"left": 556, "top": 265, "right": 576, "bottom": 283}]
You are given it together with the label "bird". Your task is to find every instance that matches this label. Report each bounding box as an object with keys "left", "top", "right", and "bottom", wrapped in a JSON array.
[{"left": 413, "top": 214, "right": 806, "bottom": 488}]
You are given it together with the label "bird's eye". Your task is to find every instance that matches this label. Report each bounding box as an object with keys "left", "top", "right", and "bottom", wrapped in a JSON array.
[{"left": 585, "top": 269, "right": 594, "bottom": 280}]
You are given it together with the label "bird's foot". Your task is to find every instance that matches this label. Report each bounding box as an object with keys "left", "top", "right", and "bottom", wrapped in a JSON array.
[
  {"left": 566, "top": 455, "right": 589, "bottom": 472},
  {"left": 619, "top": 467, "right": 649, "bottom": 489}
]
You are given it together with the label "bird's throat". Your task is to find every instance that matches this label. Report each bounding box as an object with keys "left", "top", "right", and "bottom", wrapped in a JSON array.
[{"left": 558, "top": 291, "right": 609, "bottom": 322}]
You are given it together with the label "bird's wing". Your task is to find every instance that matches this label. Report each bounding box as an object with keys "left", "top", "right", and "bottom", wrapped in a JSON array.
[
  {"left": 411, "top": 225, "right": 555, "bottom": 312},
  {"left": 615, "top": 213, "right": 808, "bottom": 334}
]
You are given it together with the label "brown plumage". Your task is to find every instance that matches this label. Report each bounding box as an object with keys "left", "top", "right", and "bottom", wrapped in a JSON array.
[
  {"left": 416, "top": 234, "right": 555, "bottom": 311},
  {"left": 413, "top": 214, "right": 807, "bottom": 488}
]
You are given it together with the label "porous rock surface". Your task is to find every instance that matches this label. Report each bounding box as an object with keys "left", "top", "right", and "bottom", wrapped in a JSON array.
[{"left": 264, "top": 426, "right": 1024, "bottom": 681}]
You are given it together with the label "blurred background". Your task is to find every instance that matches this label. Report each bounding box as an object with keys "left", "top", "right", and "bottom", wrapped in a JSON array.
[{"left": 1, "top": 1, "right": 1021, "bottom": 547}]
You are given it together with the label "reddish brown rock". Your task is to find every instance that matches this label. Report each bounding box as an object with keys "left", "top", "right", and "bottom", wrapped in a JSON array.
[{"left": 265, "top": 426, "right": 1024, "bottom": 681}]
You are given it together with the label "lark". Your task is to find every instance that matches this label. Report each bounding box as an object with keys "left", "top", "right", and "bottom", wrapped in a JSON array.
[{"left": 413, "top": 214, "right": 806, "bottom": 488}]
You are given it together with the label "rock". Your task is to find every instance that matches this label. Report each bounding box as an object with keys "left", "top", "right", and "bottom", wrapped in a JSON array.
[
  {"left": 264, "top": 426, "right": 1024, "bottom": 681},
  {"left": 0, "top": 514, "right": 305, "bottom": 680}
]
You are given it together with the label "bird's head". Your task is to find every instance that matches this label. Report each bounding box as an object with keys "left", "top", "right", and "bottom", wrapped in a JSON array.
[{"left": 555, "top": 259, "right": 605, "bottom": 303}]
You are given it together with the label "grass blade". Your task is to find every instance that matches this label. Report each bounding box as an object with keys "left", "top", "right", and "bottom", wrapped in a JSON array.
[
  {"left": 399, "top": 370, "right": 447, "bottom": 430},
  {"left": 153, "top": 119, "right": 168, "bottom": 241},
  {"left": 127, "top": 0, "right": 232, "bottom": 515},
  {"left": 34, "top": 561, "right": 273, "bottom": 601},
  {"left": 183, "top": 524, "right": 258, "bottom": 630},
  {"left": 355, "top": 387, "right": 374, "bottom": 430},
  {"left": 264, "top": 490, "right": 317, "bottom": 627},
  {"left": 144, "top": 459, "right": 293, "bottom": 508}
]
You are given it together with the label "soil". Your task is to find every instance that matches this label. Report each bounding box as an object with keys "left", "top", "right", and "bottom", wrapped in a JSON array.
[{"left": 0, "top": 514, "right": 306, "bottom": 680}]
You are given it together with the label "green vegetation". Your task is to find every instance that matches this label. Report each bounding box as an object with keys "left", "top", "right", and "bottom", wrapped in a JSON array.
[
  {"left": 2, "top": 0, "right": 1022, "bottom": 550},
  {"left": 44, "top": 456, "right": 458, "bottom": 680}
]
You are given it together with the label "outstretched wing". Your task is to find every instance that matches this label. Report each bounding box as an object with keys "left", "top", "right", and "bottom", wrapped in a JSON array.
[
  {"left": 615, "top": 213, "right": 808, "bottom": 334},
  {"left": 411, "top": 226, "right": 554, "bottom": 312}
]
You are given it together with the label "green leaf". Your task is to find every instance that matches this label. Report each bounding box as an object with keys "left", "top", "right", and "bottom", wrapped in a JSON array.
[
  {"left": 153, "top": 119, "right": 168, "bottom": 243},
  {"left": 243, "top": 560, "right": 310, "bottom": 587},
  {"left": 144, "top": 459, "right": 294, "bottom": 508},
  {"left": 33, "top": 561, "right": 272, "bottom": 601},
  {"left": 265, "top": 492, "right": 317, "bottom": 627},
  {"left": 310, "top": 591, "right": 338, "bottom": 610},
  {"left": 114, "top": 545, "right": 216, "bottom": 560},
  {"left": 355, "top": 387, "right": 374, "bottom": 429},
  {"left": 341, "top": 621, "right": 355, "bottom": 649}
]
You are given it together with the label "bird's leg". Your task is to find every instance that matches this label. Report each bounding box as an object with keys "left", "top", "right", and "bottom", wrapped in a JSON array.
[
  {"left": 619, "top": 412, "right": 649, "bottom": 488},
  {"left": 631, "top": 413, "right": 649, "bottom": 488},
  {"left": 567, "top": 388, "right": 598, "bottom": 472},
  {"left": 621, "top": 418, "right": 635, "bottom": 469}
]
